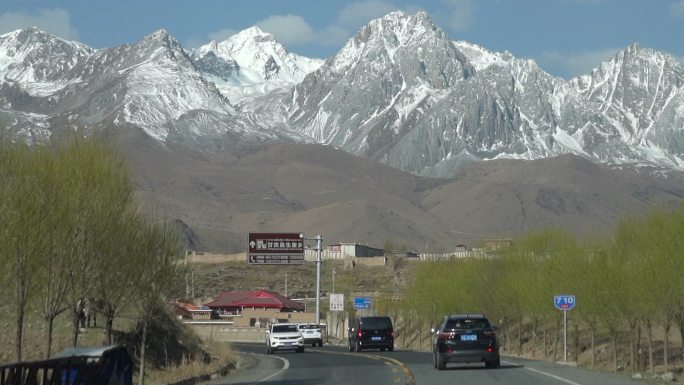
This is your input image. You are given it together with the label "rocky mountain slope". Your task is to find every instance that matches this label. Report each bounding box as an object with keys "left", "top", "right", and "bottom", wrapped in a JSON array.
[
  {"left": 191, "top": 26, "right": 323, "bottom": 107},
  {"left": 1, "top": 12, "right": 684, "bottom": 251},
  {"left": 286, "top": 12, "right": 684, "bottom": 176},
  {"left": 1, "top": 11, "right": 683, "bottom": 177}
]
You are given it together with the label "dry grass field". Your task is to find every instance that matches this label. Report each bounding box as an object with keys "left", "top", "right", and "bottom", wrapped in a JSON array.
[{"left": 189, "top": 256, "right": 415, "bottom": 302}]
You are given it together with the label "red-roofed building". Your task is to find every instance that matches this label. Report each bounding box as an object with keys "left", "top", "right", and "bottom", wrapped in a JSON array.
[
  {"left": 205, "top": 290, "right": 305, "bottom": 313},
  {"left": 173, "top": 300, "right": 212, "bottom": 320}
]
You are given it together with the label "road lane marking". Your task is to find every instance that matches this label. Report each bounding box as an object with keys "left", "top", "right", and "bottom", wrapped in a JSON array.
[
  {"left": 503, "top": 360, "right": 582, "bottom": 385},
  {"left": 256, "top": 355, "right": 289, "bottom": 384},
  {"left": 311, "top": 349, "right": 415, "bottom": 385},
  {"left": 373, "top": 355, "right": 415, "bottom": 385}
]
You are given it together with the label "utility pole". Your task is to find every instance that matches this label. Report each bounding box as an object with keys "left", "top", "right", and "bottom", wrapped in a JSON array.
[
  {"left": 301, "top": 234, "right": 324, "bottom": 324},
  {"left": 315, "top": 234, "right": 323, "bottom": 325},
  {"left": 332, "top": 267, "right": 336, "bottom": 294},
  {"left": 285, "top": 273, "right": 288, "bottom": 297}
]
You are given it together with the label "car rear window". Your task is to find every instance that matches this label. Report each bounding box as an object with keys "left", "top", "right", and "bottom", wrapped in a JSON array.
[
  {"left": 299, "top": 324, "right": 321, "bottom": 330},
  {"left": 360, "top": 317, "right": 392, "bottom": 329},
  {"left": 273, "top": 325, "right": 298, "bottom": 333},
  {"left": 444, "top": 318, "right": 490, "bottom": 330}
]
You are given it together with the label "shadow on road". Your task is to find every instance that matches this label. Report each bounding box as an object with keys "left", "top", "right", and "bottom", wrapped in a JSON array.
[
  {"left": 442, "top": 363, "right": 523, "bottom": 371},
  {"left": 217, "top": 381, "right": 319, "bottom": 385}
]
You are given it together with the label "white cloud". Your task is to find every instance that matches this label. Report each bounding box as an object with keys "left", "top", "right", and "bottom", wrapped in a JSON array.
[
  {"left": 337, "top": 1, "right": 398, "bottom": 29},
  {"left": 441, "top": 0, "right": 474, "bottom": 32},
  {"left": 200, "top": 0, "right": 475, "bottom": 52},
  {"left": 536, "top": 48, "right": 619, "bottom": 78},
  {"left": 208, "top": 28, "right": 238, "bottom": 43},
  {"left": 202, "top": 1, "right": 407, "bottom": 50},
  {"left": 0, "top": 8, "right": 78, "bottom": 40},
  {"left": 186, "top": 28, "right": 238, "bottom": 49},
  {"left": 256, "top": 14, "right": 316, "bottom": 46},
  {"left": 670, "top": 0, "right": 684, "bottom": 18}
]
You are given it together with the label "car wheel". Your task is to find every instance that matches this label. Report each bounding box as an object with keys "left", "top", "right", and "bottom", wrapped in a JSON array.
[
  {"left": 356, "top": 342, "right": 362, "bottom": 352},
  {"left": 349, "top": 341, "right": 355, "bottom": 352},
  {"left": 433, "top": 352, "right": 437, "bottom": 368},
  {"left": 319, "top": 341, "right": 323, "bottom": 347},
  {"left": 380, "top": 347, "right": 386, "bottom": 352},
  {"left": 388, "top": 345, "right": 394, "bottom": 352},
  {"left": 485, "top": 357, "right": 500, "bottom": 369},
  {"left": 297, "top": 347, "right": 304, "bottom": 353},
  {"left": 437, "top": 356, "right": 446, "bottom": 370},
  {"left": 312, "top": 343, "right": 316, "bottom": 347},
  {"left": 266, "top": 346, "right": 272, "bottom": 355}
]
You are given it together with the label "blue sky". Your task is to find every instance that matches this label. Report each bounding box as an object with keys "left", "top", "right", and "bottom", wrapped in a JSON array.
[{"left": 1, "top": 0, "right": 682, "bottom": 79}]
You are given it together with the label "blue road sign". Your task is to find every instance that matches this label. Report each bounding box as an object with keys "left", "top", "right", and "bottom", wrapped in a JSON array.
[
  {"left": 554, "top": 295, "right": 576, "bottom": 311},
  {"left": 354, "top": 297, "right": 372, "bottom": 310}
]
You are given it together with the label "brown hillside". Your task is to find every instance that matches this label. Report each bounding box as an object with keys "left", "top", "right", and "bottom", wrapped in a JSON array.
[{"left": 119, "top": 132, "right": 684, "bottom": 252}]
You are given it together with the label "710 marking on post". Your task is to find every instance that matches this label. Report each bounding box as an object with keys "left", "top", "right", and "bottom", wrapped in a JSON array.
[{"left": 554, "top": 295, "right": 576, "bottom": 311}]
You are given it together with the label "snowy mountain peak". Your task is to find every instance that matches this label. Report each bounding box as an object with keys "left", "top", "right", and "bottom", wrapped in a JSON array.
[
  {"left": 361, "top": 10, "right": 445, "bottom": 45},
  {"left": 145, "top": 29, "right": 170, "bottom": 40},
  {"left": 139, "top": 29, "right": 184, "bottom": 50},
  {"left": 0, "top": 27, "right": 92, "bottom": 53},
  {"left": 233, "top": 26, "right": 276, "bottom": 42},
  {"left": 192, "top": 26, "right": 322, "bottom": 104},
  {"left": 329, "top": 10, "right": 464, "bottom": 77},
  {"left": 0, "top": 27, "right": 93, "bottom": 90}
]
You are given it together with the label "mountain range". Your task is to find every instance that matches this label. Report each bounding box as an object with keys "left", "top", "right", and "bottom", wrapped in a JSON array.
[{"left": 1, "top": 11, "right": 683, "bottom": 251}]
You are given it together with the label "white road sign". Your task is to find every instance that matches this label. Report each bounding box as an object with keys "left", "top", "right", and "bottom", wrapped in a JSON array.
[{"left": 330, "top": 293, "right": 344, "bottom": 311}]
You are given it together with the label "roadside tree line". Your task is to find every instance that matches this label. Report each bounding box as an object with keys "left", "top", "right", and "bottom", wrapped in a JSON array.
[
  {"left": 0, "top": 139, "right": 187, "bottom": 364},
  {"left": 376, "top": 205, "right": 684, "bottom": 373}
]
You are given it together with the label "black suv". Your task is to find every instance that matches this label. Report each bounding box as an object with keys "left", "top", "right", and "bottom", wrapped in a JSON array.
[
  {"left": 432, "top": 314, "right": 500, "bottom": 369},
  {"left": 348, "top": 316, "right": 394, "bottom": 352}
]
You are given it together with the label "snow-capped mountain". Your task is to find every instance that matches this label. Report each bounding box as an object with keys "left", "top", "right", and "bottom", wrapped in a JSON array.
[
  {"left": 191, "top": 26, "right": 323, "bottom": 106},
  {"left": 0, "top": 28, "right": 310, "bottom": 147},
  {"left": 570, "top": 44, "right": 684, "bottom": 165},
  {"left": 0, "top": 12, "right": 683, "bottom": 177},
  {"left": 0, "top": 27, "right": 93, "bottom": 97},
  {"left": 286, "top": 11, "right": 684, "bottom": 176}
]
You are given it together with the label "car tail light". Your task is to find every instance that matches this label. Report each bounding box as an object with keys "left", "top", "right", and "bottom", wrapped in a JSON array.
[
  {"left": 357, "top": 329, "right": 363, "bottom": 339},
  {"left": 437, "top": 332, "right": 452, "bottom": 341},
  {"left": 486, "top": 345, "right": 494, "bottom": 352},
  {"left": 389, "top": 330, "right": 394, "bottom": 337}
]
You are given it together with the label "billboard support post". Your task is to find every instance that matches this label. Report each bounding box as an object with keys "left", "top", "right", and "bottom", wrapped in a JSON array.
[{"left": 315, "top": 234, "right": 322, "bottom": 324}]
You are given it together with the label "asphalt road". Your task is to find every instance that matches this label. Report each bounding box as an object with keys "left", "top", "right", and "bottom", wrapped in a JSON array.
[{"left": 206, "top": 343, "right": 648, "bottom": 385}]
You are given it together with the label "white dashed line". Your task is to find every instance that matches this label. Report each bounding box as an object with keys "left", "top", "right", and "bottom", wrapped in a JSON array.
[{"left": 502, "top": 360, "right": 582, "bottom": 385}]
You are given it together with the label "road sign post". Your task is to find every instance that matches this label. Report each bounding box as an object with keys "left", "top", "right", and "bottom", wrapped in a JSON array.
[
  {"left": 248, "top": 232, "right": 324, "bottom": 324},
  {"left": 554, "top": 295, "right": 576, "bottom": 363}
]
